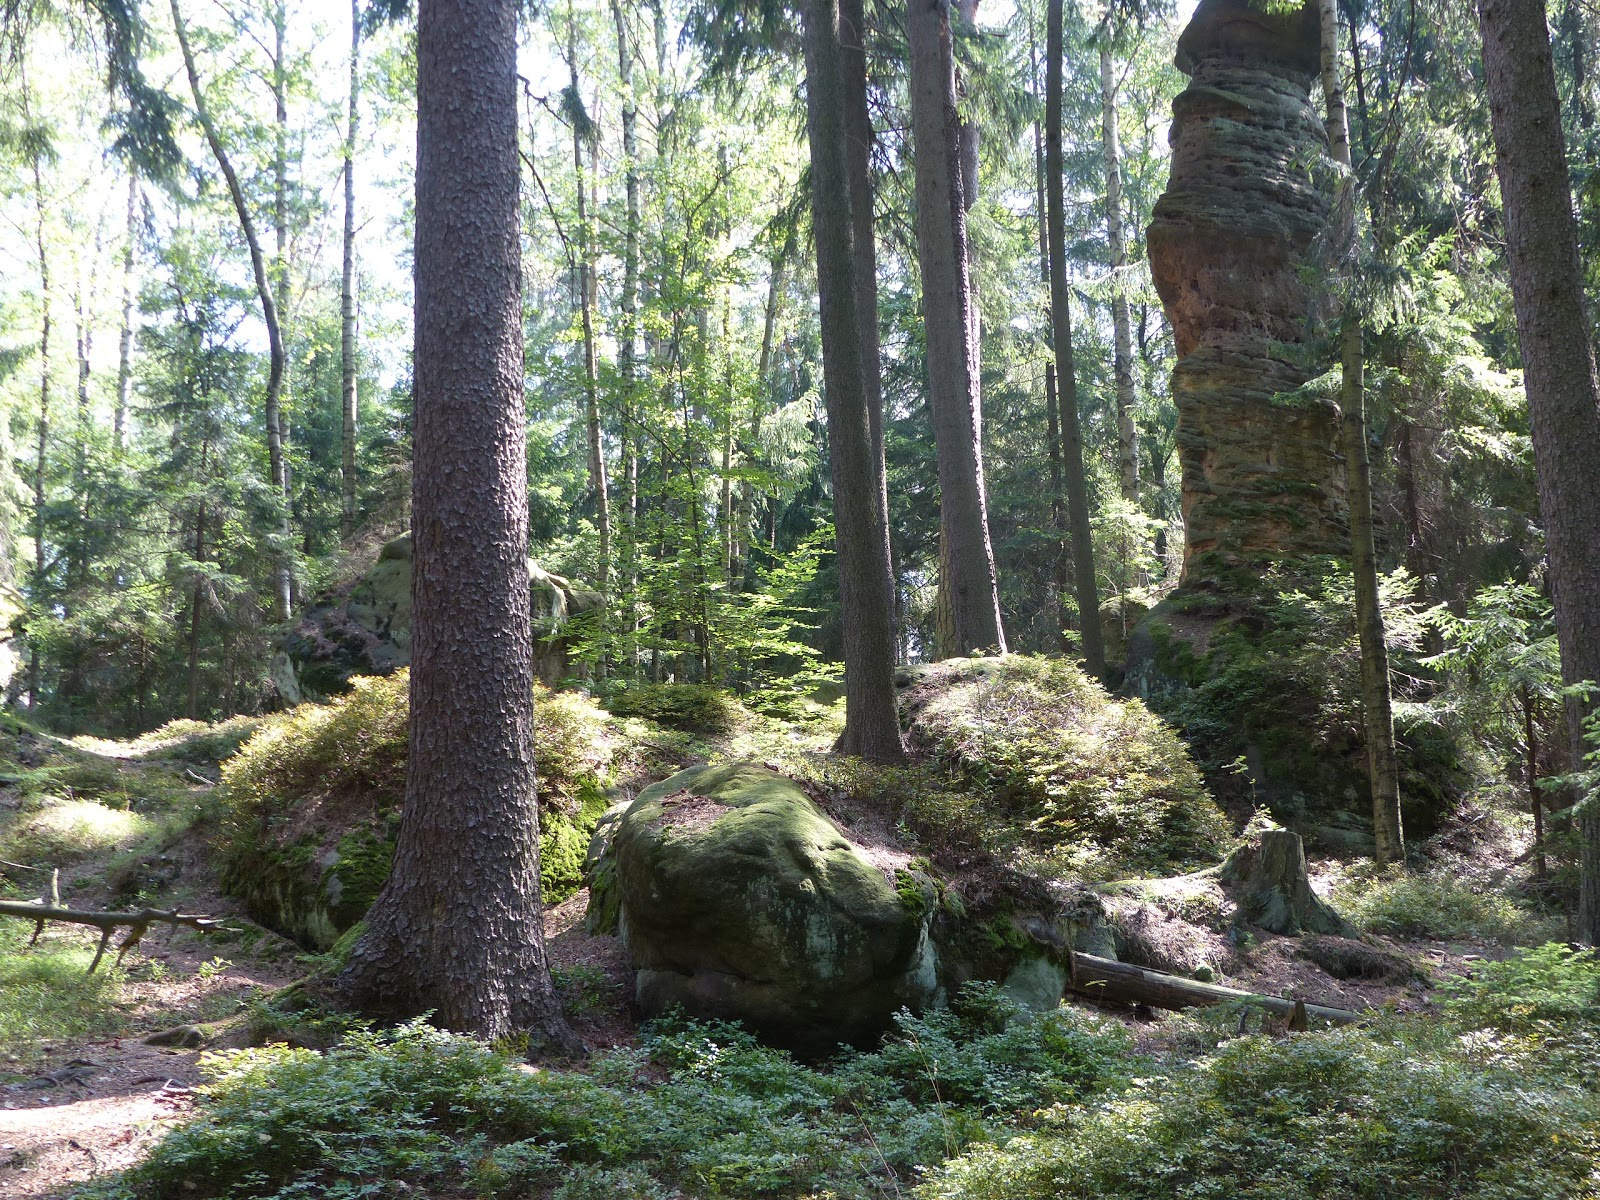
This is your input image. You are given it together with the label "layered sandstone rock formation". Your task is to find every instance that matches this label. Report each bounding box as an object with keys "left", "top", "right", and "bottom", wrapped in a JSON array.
[{"left": 1147, "top": 0, "right": 1344, "bottom": 588}]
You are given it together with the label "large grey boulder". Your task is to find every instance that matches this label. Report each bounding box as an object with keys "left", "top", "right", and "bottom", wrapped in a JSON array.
[
  {"left": 589, "top": 761, "right": 940, "bottom": 1050},
  {"left": 271, "top": 534, "right": 601, "bottom": 703}
]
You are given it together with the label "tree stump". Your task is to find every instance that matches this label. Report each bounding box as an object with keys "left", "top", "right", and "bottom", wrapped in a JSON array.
[{"left": 1221, "top": 829, "right": 1354, "bottom": 936}]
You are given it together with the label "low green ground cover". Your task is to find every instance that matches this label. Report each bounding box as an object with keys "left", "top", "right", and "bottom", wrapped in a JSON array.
[{"left": 76, "top": 947, "right": 1600, "bottom": 1200}]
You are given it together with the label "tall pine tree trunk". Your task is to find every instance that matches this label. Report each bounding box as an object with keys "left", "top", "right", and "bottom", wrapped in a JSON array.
[
  {"left": 171, "top": 0, "right": 293, "bottom": 622},
  {"left": 1100, "top": 43, "right": 1138, "bottom": 507},
  {"left": 907, "top": 0, "right": 1006, "bottom": 658},
  {"left": 337, "top": 0, "right": 576, "bottom": 1043},
  {"left": 1045, "top": 0, "right": 1103, "bottom": 678},
  {"left": 804, "top": 0, "right": 905, "bottom": 761},
  {"left": 341, "top": 0, "right": 361, "bottom": 538},
  {"left": 1479, "top": 0, "right": 1600, "bottom": 944},
  {"left": 1321, "top": 0, "right": 1403, "bottom": 866}
]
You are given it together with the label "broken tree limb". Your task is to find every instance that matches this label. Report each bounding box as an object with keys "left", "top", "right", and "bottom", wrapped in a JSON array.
[
  {"left": 0, "top": 899, "right": 233, "bottom": 973},
  {"left": 1068, "top": 949, "right": 1367, "bottom": 1025}
]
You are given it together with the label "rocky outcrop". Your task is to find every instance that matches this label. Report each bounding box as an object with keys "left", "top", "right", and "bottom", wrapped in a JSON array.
[
  {"left": 1147, "top": 0, "right": 1344, "bottom": 588},
  {"left": 589, "top": 762, "right": 941, "bottom": 1050},
  {"left": 270, "top": 534, "right": 601, "bottom": 703}
]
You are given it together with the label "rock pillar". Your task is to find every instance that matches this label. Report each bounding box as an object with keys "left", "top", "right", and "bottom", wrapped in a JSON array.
[{"left": 1147, "top": 0, "right": 1344, "bottom": 588}]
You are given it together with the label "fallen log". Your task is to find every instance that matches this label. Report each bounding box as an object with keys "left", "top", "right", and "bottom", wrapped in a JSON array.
[
  {"left": 0, "top": 899, "right": 233, "bottom": 973},
  {"left": 1068, "top": 949, "right": 1367, "bottom": 1026}
]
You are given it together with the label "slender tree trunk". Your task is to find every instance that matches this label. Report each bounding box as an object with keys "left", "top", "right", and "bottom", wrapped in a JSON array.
[
  {"left": 1522, "top": 685, "right": 1548, "bottom": 879},
  {"left": 1031, "top": 22, "right": 1070, "bottom": 653},
  {"left": 907, "top": 0, "right": 1006, "bottom": 658},
  {"left": 1322, "top": 0, "right": 1404, "bottom": 866},
  {"left": 1045, "top": 0, "right": 1103, "bottom": 678},
  {"left": 613, "top": 0, "right": 641, "bottom": 666},
  {"left": 838, "top": 0, "right": 891, "bottom": 549},
  {"left": 804, "top": 0, "right": 905, "bottom": 761},
  {"left": 1479, "top": 0, "right": 1600, "bottom": 945},
  {"left": 954, "top": 0, "right": 980, "bottom": 405},
  {"left": 569, "top": 21, "right": 612, "bottom": 600},
  {"left": 273, "top": 0, "right": 296, "bottom": 605},
  {"left": 114, "top": 174, "right": 137, "bottom": 457},
  {"left": 26, "top": 81, "right": 49, "bottom": 710},
  {"left": 341, "top": 0, "right": 361, "bottom": 538},
  {"left": 171, "top": 0, "right": 293, "bottom": 622},
  {"left": 184, "top": 502, "right": 207, "bottom": 721},
  {"left": 337, "top": 0, "right": 575, "bottom": 1044},
  {"left": 1100, "top": 44, "right": 1138, "bottom": 508}
]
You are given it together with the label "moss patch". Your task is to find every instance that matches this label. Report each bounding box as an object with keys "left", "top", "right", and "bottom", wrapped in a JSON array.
[
  {"left": 900, "top": 656, "right": 1230, "bottom": 880},
  {"left": 217, "top": 672, "right": 615, "bottom": 949}
]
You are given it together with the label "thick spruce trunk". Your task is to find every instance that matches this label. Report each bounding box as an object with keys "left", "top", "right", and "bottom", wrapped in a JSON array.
[
  {"left": 907, "top": 0, "right": 1006, "bottom": 658},
  {"left": 336, "top": 0, "right": 576, "bottom": 1044},
  {"left": 804, "top": 0, "right": 905, "bottom": 762},
  {"left": 1479, "top": 0, "right": 1600, "bottom": 944}
]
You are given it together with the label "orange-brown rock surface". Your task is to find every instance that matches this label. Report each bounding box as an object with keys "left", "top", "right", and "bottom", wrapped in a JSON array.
[{"left": 1147, "top": 0, "right": 1344, "bottom": 588}]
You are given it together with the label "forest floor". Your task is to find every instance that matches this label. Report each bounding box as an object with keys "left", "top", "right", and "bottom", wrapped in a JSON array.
[{"left": 0, "top": 726, "right": 1555, "bottom": 1199}]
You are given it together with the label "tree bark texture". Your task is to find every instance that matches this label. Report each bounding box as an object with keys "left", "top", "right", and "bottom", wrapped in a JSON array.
[
  {"left": 336, "top": 0, "right": 575, "bottom": 1043},
  {"left": 341, "top": 0, "right": 361, "bottom": 538},
  {"left": 1320, "top": 0, "right": 1403, "bottom": 866},
  {"left": 907, "top": 0, "right": 1006, "bottom": 658},
  {"left": 171, "top": 0, "right": 293, "bottom": 623},
  {"left": 804, "top": 0, "right": 905, "bottom": 762},
  {"left": 1478, "top": 0, "right": 1600, "bottom": 944},
  {"left": 1046, "top": 0, "right": 1104, "bottom": 678},
  {"left": 1100, "top": 44, "right": 1139, "bottom": 507}
]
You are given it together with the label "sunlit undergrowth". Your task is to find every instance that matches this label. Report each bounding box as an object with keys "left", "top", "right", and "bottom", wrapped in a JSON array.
[
  {"left": 75, "top": 950, "right": 1600, "bottom": 1200},
  {"left": 900, "top": 656, "right": 1231, "bottom": 879},
  {"left": 0, "top": 919, "right": 126, "bottom": 1054},
  {"left": 81, "top": 985, "right": 1134, "bottom": 1200}
]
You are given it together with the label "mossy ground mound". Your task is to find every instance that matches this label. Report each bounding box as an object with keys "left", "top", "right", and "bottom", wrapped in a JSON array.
[
  {"left": 218, "top": 672, "right": 613, "bottom": 949},
  {"left": 900, "top": 656, "right": 1230, "bottom": 879}
]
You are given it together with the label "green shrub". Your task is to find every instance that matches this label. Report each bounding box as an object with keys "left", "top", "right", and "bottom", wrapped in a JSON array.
[
  {"left": 1439, "top": 942, "right": 1600, "bottom": 1035},
  {"left": 83, "top": 990, "right": 1133, "bottom": 1200},
  {"left": 216, "top": 673, "right": 613, "bottom": 948},
  {"left": 920, "top": 1025, "right": 1600, "bottom": 1200},
  {"left": 604, "top": 682, "right": 745, "bottom": 735},
  {"left": 902, "top": 656, "right": 1230, "bottom": 878},
  {"left": 1333, "top": 867, "right": 1562, "bottom": 944}
]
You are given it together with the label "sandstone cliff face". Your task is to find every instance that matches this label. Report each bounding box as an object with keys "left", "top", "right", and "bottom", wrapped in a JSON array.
[{"left": 1147, "top": 0, "right": 1344, "bottom": 588}]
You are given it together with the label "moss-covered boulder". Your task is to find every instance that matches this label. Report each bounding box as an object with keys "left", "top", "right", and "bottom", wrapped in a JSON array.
[
  {"left": 271, "top": 534, "right": 602, "bottom": 704},
  {"left": 218, "top": 671, "right": 613, "bottom": 950},
  {"left": 590, "top": 761, "right": 940, "bottom": 1050},
  {"left": 899, "top": 656, "right": 1231, "bottom": 879}
]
